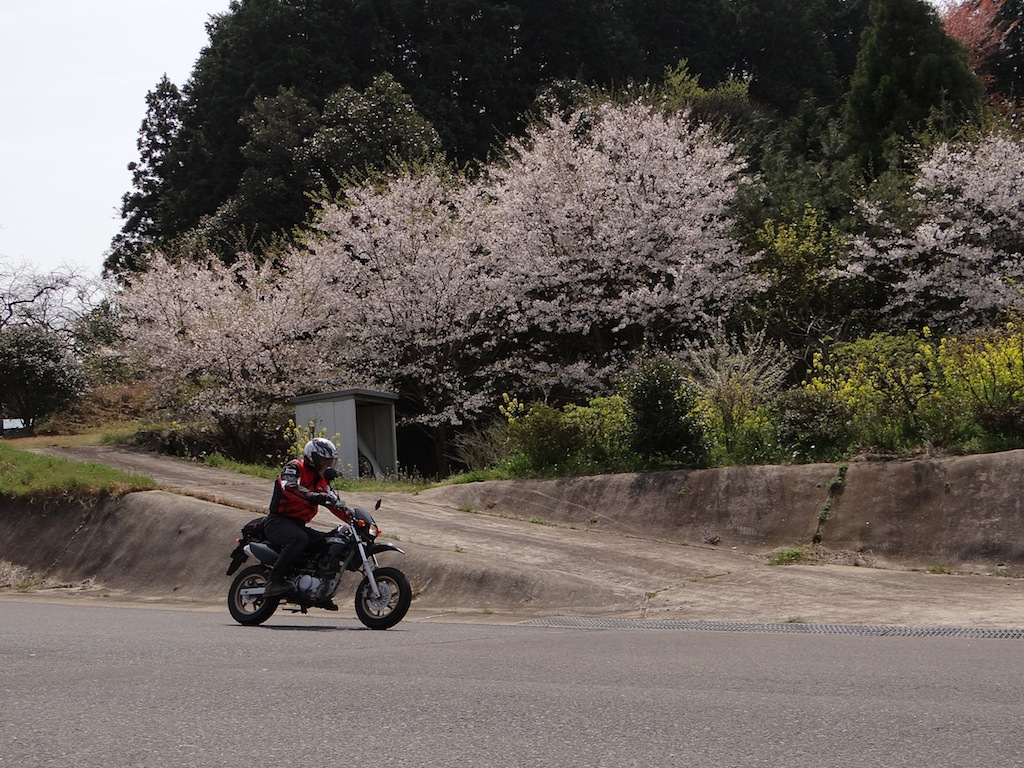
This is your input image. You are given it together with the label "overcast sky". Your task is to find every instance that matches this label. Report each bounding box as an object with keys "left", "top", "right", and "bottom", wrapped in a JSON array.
[{"left": 0, "top": 1, "right": 231, "bottom": 277}]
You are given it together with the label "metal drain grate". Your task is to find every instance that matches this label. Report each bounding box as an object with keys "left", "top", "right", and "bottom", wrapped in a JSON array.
[{"left": 518, "top": 616, "right": 1024, "bottom": 639}]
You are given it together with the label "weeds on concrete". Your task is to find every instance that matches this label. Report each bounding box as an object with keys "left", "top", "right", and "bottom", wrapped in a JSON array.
[
  {"left": 767, "top": 547, "right": 807, "bottom": 565},
  {"left": 813, "top": 462, "right": 848, "bottom": 542}
]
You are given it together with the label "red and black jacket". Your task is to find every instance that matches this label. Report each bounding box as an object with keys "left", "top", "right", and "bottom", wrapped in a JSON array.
[{"left": 269, "top": 458, "right": 332, "bottom": 523}]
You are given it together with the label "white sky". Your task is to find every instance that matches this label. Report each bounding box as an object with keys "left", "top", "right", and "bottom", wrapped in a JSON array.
[{"left": 0, "top": 1, "right": 231, "bottom": 277}]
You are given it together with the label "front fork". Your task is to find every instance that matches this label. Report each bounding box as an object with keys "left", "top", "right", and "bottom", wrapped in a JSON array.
[{"left": 354, "top": 539, "right": 383, "bottom": 599}]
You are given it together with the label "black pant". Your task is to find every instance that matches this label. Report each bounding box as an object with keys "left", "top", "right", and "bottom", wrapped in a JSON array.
[{"left": 264, "top": 515, "right": 326, "bottom": 581}]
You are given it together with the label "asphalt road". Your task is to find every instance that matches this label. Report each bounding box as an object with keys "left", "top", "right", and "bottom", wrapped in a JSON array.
[{"left": 3, "top": 598, "right": 1024, "bottom": 767}]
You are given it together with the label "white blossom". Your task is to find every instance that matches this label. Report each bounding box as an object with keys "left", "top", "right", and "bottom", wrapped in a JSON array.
[
  {"left": 854, "top": 132, "right": 1024, "bottom": 331},
  {"left": 114, "top": 251, "right": 346, "bottom": 419},
  {"left": 481, "top": 100, "right": 752, "bottom": 379}
]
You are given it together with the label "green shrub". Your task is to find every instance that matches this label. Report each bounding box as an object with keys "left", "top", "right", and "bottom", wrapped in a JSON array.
[
  {"left": 503, "top": 395, "right": 645, "bottom": 475},
  {"left": 133, "top": 410, "right": 294, "bottom": 467},
  {"left": 936, "top": 324, "right": 1024, "bottom": 448},
  {"left": 685, "top": 324, "right": 791, "bottom": 465},
  {"left": 706, "top": 404, "right": 779, "bottom": 466},
  {"left": 449, "top": 418, "right": 513, "bottom": 471},
  {"left": 562, "top": 395, "right": 634, "bottom": 470},
  {"left": 773, "top": 388, "right": 855, "bottom": 462},
  {"left": 622, "top": 356, "right": 708, "bottom": 465},
  {"left": 506, "top": 402, "right": 583, "bottom": 472},
  {"left": 805, "top": 331, "right": 941, "bottom": 453},
  {"left": 0, "top": 326, "right": 87, "bottom": 433}
]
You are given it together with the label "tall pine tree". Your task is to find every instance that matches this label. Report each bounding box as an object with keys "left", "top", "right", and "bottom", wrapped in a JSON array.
[{"left": 844, "top": 0, "right": 983, "bottom": 175}]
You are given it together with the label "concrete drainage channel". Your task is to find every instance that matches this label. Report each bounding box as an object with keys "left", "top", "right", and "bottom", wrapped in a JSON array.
[{"left": 519, "top": 616, "right": 1024, "bottom": 639}]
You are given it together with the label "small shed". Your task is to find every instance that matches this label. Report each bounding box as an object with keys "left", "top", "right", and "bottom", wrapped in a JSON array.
[{"left": 290, "top": 388, "right": 399, "bottom": 481}]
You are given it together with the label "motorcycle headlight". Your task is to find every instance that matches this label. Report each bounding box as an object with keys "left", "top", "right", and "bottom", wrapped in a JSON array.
[{"left": 367, "top": 524, "right": 379, "bottom": 539}]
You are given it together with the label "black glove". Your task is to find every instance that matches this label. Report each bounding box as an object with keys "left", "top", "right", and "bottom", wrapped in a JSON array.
[{"left": 311, "top": 493, "right": 333, "bottom": 506}]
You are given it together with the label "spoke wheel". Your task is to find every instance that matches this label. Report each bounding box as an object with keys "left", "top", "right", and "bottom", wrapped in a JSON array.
[
  {"left": 227, "top": 565, "right": 280, "bottom": 626},
  {"left": 354, "top": 566, "right": 412, "bottom": 630}
]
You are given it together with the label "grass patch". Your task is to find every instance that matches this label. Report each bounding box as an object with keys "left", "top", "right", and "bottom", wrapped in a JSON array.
[
  {"left": 201, "top": 453, "right": 278, "bottom": 480},
  {"left": 0, "top": 442, "right": 156, "bottom": 498},
  {"left": 201, "top": 453, "right": 434, "bottom": 493},
  {"left": 446, "top": 468, "right": 515, "bottom": 484},
  {"left": 16, "top": 571, "right": 48, "bottom": 591},
  {"left": 321, "top": 471, "right": 432, "bottom": 494},
  {"left": 200, "top": 453, "right": 439, "bottom": 495},
  {"left": 766, "top": 547, "right": 808, "bottom": 566},
  {"left": 9, "top": 428, "right": 134, "bottom": 450}
]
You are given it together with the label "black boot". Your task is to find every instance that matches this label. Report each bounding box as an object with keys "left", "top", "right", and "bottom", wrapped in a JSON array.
[{"left": 264, "top": 578, "right": 293, "bottom": 599}]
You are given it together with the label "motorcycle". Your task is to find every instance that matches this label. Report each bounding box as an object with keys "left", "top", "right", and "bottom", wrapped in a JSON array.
[{"left": 225, "top": 492, "right": 412, "bottom": 629}]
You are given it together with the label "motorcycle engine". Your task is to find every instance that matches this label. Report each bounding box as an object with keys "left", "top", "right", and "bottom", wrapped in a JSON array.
[{"left": 295, "top": 574, "right": 322, "bottom": 596}]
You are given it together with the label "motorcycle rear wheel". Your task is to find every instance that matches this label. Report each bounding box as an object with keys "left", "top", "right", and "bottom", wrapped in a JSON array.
[
  {"left": 227, "top": 565, "right": 280, "bottom": 626},
  {"left": 354, "top": 566, "right": 412, "bottom": 629}
]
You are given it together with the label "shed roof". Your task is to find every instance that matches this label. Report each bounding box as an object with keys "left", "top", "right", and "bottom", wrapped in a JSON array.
[{"left": 289, "top": 388, "right": 399, "bottom": 405}]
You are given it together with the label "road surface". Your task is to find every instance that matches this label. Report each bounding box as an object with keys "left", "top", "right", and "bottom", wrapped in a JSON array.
[{"left": 2, "top": 598, "right": 1023, "bottom": 767}]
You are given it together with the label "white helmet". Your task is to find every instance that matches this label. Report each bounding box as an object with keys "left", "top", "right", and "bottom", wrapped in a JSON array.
[{"left": 303, "top": 438, "right": 338, "bottom": 466}]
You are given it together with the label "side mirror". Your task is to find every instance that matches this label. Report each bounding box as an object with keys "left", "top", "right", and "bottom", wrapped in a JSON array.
[{"left": 324, "top": 468, "right": 339, "bottom": 483}]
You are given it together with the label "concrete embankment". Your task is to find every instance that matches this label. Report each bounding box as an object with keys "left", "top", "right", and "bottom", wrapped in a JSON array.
[
  {"left": 420, "top": 449, "right": 1024, "bottom": 572},
  {"left": 0, "top": 490, "right": 629, "bottom": 613},
  {"left": 3, "top": 447, "right": 1024, "bottom": 625}
]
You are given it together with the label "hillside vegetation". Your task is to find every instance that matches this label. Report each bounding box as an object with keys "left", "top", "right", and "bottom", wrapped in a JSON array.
[{"left": 3, "top": 0, "right": 1024, "bottom": 479}]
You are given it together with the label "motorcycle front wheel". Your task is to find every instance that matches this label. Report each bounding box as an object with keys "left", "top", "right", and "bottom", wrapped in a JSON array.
[
  {"left": 354, "top": 566, "right": 412, "bottom": 629},
  {"left": 227, "top": 565, "right": 280, "bottom": 626}
]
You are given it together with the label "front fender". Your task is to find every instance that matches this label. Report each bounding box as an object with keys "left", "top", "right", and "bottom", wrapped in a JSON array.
[{"left": 364, "top": 542, "right": 405, "bottom": 558}]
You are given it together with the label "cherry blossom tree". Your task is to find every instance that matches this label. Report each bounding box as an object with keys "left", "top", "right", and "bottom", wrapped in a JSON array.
[
  {"left": 117, "top": 101, "right": 754, "bottom": 470},
  {"left": 303, "top": 101, "right": 753, "bottom": 470},
  {"left": 114, "top": 251, "right": 347, "bottom": 459},
  {"left": 308, "top": 170, "right": 509, "bottom": 471},
  {"left": 852, "top": 132, "right": 1024, "bottom": 332},
  {"left": 480, "top": 100, "right": 754, "bottom": 398},
  {"left": 308, "top": 101, "right": 752, "bottom": 435}
]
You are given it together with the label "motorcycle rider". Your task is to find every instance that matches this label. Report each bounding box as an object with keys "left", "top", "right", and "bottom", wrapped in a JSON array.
[{"left": 263, "top": 438, "right": 352, "bottom": 606}]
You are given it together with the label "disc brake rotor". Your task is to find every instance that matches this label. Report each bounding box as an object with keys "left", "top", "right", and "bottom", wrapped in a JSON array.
[{"left": 365, "top": 580, "right": 395, "bottom": 613}]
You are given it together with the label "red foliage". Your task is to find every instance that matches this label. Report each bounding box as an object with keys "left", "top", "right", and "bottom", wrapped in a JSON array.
[{"left": 939, "top": 0, "right": 1019, "bottom": 85}]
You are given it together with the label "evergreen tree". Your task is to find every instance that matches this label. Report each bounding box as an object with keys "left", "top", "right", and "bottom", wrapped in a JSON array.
[
  {"left": 183, "top": 73, "right": 441, "bottom": 255},
  {"left": 161, "top": 0, "right": 375, "bottom": 242},
  {"left": 109, "top": 76, "right": 183, "bottom": 276},
  {"left": 732, "top": 0, "right": 847, "bottom": 113},
  {"left": 843, "top": 0, "right": 983, "bottom": 175},
  {"left": 989, "top": 0, "right": 1024, "bottom": 108},
  {"left": 625, "top": 0, "right": 734, "bottom": 86}
]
